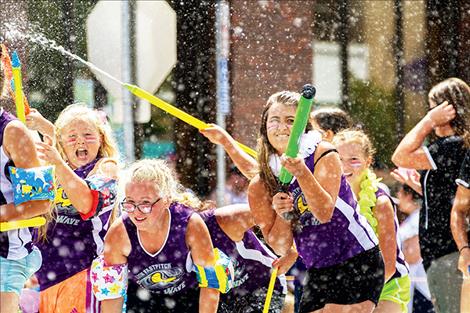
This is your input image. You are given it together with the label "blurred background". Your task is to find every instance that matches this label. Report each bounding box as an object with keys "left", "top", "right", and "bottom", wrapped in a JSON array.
[{"left": 0, "top": 0, "right": 468, "bottom": 200}]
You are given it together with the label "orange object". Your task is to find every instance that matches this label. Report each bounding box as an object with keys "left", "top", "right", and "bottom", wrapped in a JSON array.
[{"left": 0, "top": 44, "right": 30, "bottom": 114}]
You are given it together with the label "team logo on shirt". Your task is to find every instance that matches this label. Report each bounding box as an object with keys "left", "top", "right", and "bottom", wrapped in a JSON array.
[
  {"left": 54, "top": 186, "right": 79, "bottom": 215},
  {"left": 136, "top": 264, "right": 186, "bottom": 294},
  {"left": 293, "top": 188, "right": 321, "bottom": 226}
]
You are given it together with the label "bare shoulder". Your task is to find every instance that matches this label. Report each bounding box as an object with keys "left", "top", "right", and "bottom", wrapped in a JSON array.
[
  {"left": 187, "top": 213, "right": 207, "bottom": 235},
  {"left": 248, "top": 174, "right": 265, "bottom": 193},
  {"left": 373, "top": 195, "right": 394, "bottom": 218},
  {"left": 315, "top": 141, "right": 338, "bottom": 159},
  {"left": 105, "top": 217, "right": 131, "bottom": 256}
]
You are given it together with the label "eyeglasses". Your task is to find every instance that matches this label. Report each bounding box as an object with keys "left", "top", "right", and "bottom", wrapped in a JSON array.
[{"left": 120, "top": 198, "right": 162, "bottom": 214}]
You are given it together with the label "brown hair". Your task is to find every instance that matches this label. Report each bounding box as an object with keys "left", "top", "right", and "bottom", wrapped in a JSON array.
[
  {"left": 257, "top": 91, "right": 313, "bottom": 196},
  {"left": 428, "top": 78, "right": 470, "bottom": 147},
  {"left": 311, "top": 107, "right": 352, "bottom": 134}
]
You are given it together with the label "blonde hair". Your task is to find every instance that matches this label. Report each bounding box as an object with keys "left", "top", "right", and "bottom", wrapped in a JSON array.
[
  {"left": 332, "top": 129, "right": 376, "bottom": 159},
  {"left": 257, "top": 91, "right": 312, "bottom": 196},
  {"left": 54, "top": 104, "right": 119, "bottom": 162},
  {"left": 125, "top": 159, "right": 204, "bottom": 210}
]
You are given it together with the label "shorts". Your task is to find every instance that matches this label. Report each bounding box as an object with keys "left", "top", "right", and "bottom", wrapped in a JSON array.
[
  {"left": 299, "top": 246, "right": 384, "bottom": 313},
  {"left": 126, "top": 280, "right": 200, "bottom": 313},
  {"left": 39, "top": 268, "right": 99, "bottom": 313},
  {"left": 379, "top": 275, "right": 411, "bottom": 312},
  {"left": 0, "top": 247, "right": 42, "bottom": 296},
  {"left": 218, "top": 287, "right": 285, "bottom": 313}
]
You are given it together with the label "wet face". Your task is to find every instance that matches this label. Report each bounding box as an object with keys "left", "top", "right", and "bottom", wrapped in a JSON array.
[
  {"left": 124, "top": 180, "right": 167, "bottom": 231},
  {"left": 266, "top": 102, "right": 295, "bottom": 155},
  {"left": 336, "top": 141, "right": 370, "bottom": 185},
  {"left": 60, "top": 118, "right": 101, "bottom": 169}
]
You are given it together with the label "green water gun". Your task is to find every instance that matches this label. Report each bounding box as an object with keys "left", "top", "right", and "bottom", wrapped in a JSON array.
[{"left": 279, "top": 84, "right": 316, "bottom": 221}]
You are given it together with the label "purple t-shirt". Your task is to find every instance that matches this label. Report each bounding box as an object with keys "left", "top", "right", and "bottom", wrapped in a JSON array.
[
  {"left": 124, "top": 202, "right": 198, "bottom": 296},
  {"left": 290, "top": 150, "right": 379, "bottom": 269},
  {"left": 35, "top": 160, "right": 117, "bottom": 291},
  {"left": 199, "top": 210, "right": 287, "bottom": 296}
]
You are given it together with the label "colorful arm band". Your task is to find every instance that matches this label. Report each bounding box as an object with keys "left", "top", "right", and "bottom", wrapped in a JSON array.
[
  {"left": 193, "top": 248, "right": 235, "bottom": 294},
  {"left": 9, "top": 166, "right": 55, "bottom": 206},
  {"left": 90, "top": 255, "right": 128, "bottom": 300}
]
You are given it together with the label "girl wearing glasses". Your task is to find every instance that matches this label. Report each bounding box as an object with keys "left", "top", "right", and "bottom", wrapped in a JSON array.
[
  {"left": 333, "top": 129, "right": 410, "bottom": 313},
  {"left": 28, "top": 104, "right": 119, "bottom": 313},
  {"left": 392, "top": 77, "right": 470, "bottom": 313},
  {"left": 101, "top": 159, "right": 220, "bottom": 313}
]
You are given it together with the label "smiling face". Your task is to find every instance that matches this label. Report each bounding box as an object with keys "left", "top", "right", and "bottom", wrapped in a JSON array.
[
  {"left": 266, "top": 101, "right": 296, "bottom": 155},
  {"left": 60, "top": 118, "right": 101, "bottom": 169},
  {"left": 124, "top": 180, "right": 168, "bottom": 232},
  {"left": 336, "top": 141, "right": 371, "bottom": 186}
]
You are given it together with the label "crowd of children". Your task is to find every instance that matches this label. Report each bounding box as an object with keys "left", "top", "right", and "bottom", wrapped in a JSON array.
[{"left": 1, "top": 43, "right": 470, "bottom": 313}]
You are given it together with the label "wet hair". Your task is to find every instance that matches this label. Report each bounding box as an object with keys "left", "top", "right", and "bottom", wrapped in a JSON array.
[
  {"left": 54, "top": 103, "right": 119, "bottom": 163},
  {"left": 125, "top": 159, "right": 206, "bottom": 210},
  {"left": 311, "top": 107, "right": 352, "bottom": 134},
  {"left": 257, "top": 91, "right": 313, "bottom": 196},
  {"left": 332, "top": 129, "right": 376, "bottom": 159},
  {"left": 428, "top": 78, "right": 470, "bottom": 147}
]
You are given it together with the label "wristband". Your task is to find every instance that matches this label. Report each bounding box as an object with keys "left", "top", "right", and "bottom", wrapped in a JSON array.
[{"left": 460, "top": 245, "right": 469, "bottom": 253}]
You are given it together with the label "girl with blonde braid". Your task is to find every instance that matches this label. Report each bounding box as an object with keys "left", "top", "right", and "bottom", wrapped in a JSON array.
[{"left": 333, "top": 129, "right": 410, "bottom": 313}]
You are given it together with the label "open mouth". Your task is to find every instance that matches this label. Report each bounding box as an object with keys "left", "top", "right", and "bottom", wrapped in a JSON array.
[
  {"left": 75, "top": 148, "right": 88, "bottom": 160},
  {"left": 344, "top": 172, "right": 353, "bottom": 178}
]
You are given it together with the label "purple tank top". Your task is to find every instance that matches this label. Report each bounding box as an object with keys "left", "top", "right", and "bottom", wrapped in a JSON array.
[
  {"left": 124, "top": 202, "right": 198, "bottom": 295},
  {"left": 290, "top": 151, "right": 379, "bottom": 269},
  {"left": 0, "top": 109, "right": 34, "bottom": 259},
  {"left": 36, "top": 158, "right": 117, "bottom": 290},
  {"left": 199, "top": 210, "right": 287, "bottom": 295},
  {"left": 375, "top": 187, "right": 409, "bottom": 280}
]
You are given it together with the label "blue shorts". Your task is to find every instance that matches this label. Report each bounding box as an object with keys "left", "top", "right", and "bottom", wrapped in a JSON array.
[{"left": 0, "top": 247, "right": 42, "bottom": 295}]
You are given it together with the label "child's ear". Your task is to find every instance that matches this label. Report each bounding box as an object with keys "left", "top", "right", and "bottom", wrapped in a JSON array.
[{"left": 323, "top": 130, "right": 335, "bottom": 142}]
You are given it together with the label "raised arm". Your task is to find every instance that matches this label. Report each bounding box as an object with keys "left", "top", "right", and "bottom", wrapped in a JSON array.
[
  {"left": 200, "top": 124, "right": 258, "bottom": 179},
  {"left": 101, "top": 219, "right": 131, "bottom": 313},
  {"left": 36, "top": 137, "right": 118, "bottom": 216},
  {"left": 392, "top": 102, "right": 455, "bottom": 169},
  {"left": 0, "top": 120, "right": 51, "bottom": 221},
  {"left": 186, "top": 213, "right": 219, "bottom": 313}
]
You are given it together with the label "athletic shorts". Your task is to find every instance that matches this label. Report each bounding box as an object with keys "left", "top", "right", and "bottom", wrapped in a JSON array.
[
  {"left": 218, "top": 287, "right": 285, "bottom": 313},
  {"left": 0, "top": 247, "right": 42, "bottom": 296},
  {"left": 126, "top": 280, "right": 200, "bottom": 313},
  {"left": 299, "top": 246, "right": 385, "bottom": 313},
  {"left": 39, "top": 268, "right": 99, "bottom": 313},
  {"left": 379, "top": 275, "right": 411, "bottom": 312}
]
